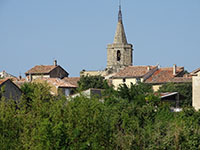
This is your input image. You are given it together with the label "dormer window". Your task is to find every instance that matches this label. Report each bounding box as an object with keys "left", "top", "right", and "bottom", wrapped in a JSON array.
[{"left": 117, "top": 50, "right": 121, "bottom": 61}]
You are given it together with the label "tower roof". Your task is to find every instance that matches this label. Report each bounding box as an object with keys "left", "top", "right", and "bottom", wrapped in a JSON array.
[{"left": 113, "top": 5, "right": 127, "bottom": 44}]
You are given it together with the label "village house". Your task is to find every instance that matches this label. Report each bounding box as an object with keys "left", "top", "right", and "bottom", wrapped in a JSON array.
[
  {"left": 33, "top": 77, "right": 78, "bottom": 96},
  {"left": 25, "top": 60, "right": 69, "bottom": 81},
  {"left": 0, "top": 78, "right": 22, "bottom": 101},
  {"left": 107, "top": 64, "right": 192, "bottom": 91},
  {"left": 111, "top": 65, "right": 158, "bottom": 89},
  {"left": 145, "top": 64, "right": 191, "bottom": 91}
]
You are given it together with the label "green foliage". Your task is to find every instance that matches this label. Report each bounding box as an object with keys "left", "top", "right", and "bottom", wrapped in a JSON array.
[
  {"left": 0, "top": 86, "right": 5, "bottom": 99},
  {"left": 0, "top": 82, "right": 200, "bottom": 149},
  {"left": 78, "top": 75, "right": 110, "bottom": 91},
  {"left": 117, "top": 82, "right": 153, "bottom": 103},
  {"left": 20, "top": 82, "right": 52, "bottom": 109},
  {"left": 158, "top": 82, "right": 192, "bottom": 106}
]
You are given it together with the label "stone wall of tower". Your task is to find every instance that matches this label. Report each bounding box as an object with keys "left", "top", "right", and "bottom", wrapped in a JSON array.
[{"left": 107, "top": 43, "right": 133, "bottom": 71}]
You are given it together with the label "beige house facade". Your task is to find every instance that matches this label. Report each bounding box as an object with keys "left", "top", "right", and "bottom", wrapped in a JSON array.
[{"left": 192, "top": 76, "right": 200, "bottom": 110}]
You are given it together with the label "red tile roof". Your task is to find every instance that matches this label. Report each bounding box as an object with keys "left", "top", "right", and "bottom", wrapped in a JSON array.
[
  {"left": 113, "top": 66, "right": 157, "bottom": 78},
  {"left": 169, "top": 77, "right": 192, "bottom": 83},
  {"left": 145, "top": 67, "right": 184, "bottom": 84},
  {"left": 0, "top": 79, "right": 9, "bottom": 85},
  {"left": 25, "top": 65, "right": 57, "bottom": 74},
  {"left": 62, "top": 77, "right": 80, "bottom": 87},
  {"left": 35, "top": 78, "right": 77, "bottom": 88}
]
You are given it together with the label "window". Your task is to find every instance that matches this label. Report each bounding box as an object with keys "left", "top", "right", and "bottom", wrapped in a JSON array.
[
  {"left": 117, "top": 50, "right": 121, "bottom": 61},
  {"left": 123, "top": 78, "right": 126, "bottom": 82},
  {"left": 136, "top": 78, "right": 140, "bottom": 83}
]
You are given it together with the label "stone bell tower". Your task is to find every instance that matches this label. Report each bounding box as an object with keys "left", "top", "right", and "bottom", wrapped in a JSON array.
[{"left": 107, "top": 5, "right": 133, "bottom": 73}]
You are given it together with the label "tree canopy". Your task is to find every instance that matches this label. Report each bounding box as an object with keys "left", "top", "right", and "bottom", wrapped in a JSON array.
[
  {"left": 77, "top": 75, "right": 110, "bottom": 91},
  {"left": 0, "top": 80, "right": 198, "bottom": 149}
]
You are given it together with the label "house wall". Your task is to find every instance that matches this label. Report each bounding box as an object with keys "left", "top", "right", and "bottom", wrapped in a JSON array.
[
  {"left": 152, "top": 85, "right": 162, "bottom": 92},
  {"left": 196, "top": 72, "right": 200, "bottom": 76},
  {"left": 32, "top": 75, "right": 50, "bottom": 80},
  {"left": 112, "top": 78, "right": 142, "bottom": 89},
  {"left": 0, "top": 80, "right": 22, "bottom": 101},
  {"left": 193, "top": 76, "right": 200, "bottom": 110},
  {"left": 50, "top": 66, "right": 68, "bottom": 79}
]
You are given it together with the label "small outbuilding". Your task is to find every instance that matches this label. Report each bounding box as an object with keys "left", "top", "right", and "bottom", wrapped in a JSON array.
[{"left": 0, "top": 79, "right": 22, "bottom": 101}]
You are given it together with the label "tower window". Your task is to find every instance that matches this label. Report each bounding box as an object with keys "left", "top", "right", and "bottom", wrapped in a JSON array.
[{"left": 117, "top": 50, "right": 121, "bottom": 61}]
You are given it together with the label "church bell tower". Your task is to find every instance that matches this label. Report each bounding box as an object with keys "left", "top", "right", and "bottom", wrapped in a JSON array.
[{"left": 107, "top": 4, "right": 133, "bottom": 72}]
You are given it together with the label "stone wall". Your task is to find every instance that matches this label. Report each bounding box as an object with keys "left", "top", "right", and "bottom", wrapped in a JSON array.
[{"left": 107, "top": 43, "right": 133, "bottom": 71}]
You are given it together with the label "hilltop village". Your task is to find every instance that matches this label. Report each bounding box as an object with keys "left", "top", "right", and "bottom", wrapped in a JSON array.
[{"left": 1, "top": 6, "right": 200, "bottom": 110}]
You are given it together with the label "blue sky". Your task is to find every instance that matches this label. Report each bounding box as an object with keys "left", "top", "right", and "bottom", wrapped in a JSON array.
[{"left": 0, "top": 0, "right": 200, "bottom": 77}]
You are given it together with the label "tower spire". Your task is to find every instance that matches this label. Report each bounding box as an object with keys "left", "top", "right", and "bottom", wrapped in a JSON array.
[
  {"left": 107, "top": 1, "right": 133, "bottom": 72},
  {"left": 114, "top": 1, "right": 127, "bottom": 44},
  {"left": 118, "top": 0, "right": 122, "bottom": 22}
]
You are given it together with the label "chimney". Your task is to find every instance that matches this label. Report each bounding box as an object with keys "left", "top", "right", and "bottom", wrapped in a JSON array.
[
  {"left": 54, "top": 60, "right": 57, "bottom": 66},
  {"left": 173, "top": 64, "right": 177, "bottom": 75},
  {"left": 19, "top": 75, "right": 22, "bottom": 80}
]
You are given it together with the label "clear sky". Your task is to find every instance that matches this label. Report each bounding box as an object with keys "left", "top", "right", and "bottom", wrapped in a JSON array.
[{"left": 0, "top": 0, "right": 200, "bottom": 77}]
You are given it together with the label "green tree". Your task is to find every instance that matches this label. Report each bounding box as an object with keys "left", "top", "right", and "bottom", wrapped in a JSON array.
[
  {"left": 20, "top": 82, "right": 52, "bottom": 109},
  {"left": 65, "top": 96, "right": 114, "bottom": 149},
  {"left": 78, "top": 75, "right": 110, "bottom": 91},
  {"left": 0, "top": 97, "right": 22, "bottom": 149},
  {"left": 117, "top": 82, "right": 153, "bottom": 103}
]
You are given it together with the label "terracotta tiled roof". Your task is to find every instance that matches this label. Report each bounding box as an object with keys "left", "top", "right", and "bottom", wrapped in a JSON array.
[
  {"left": 169, "top": 77, "right": 192, "bottom": 83},
  {"left": 62, "top": 77, "right": 80, "bottom": 87},
  {"left": 113, "top": 66, "right": 157, "bottom": 78},
  {"left": 0, "top": 79, "right": 9, "bottom": 85},
  {"left": 145, "top": 67, "right": 184, "bottom": 84},
  {"left": 25, "top": 65, "right": 57, "bottom": 74},
  {"left": 35, "top": 78, "right": 77, "bottom": 88}
]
